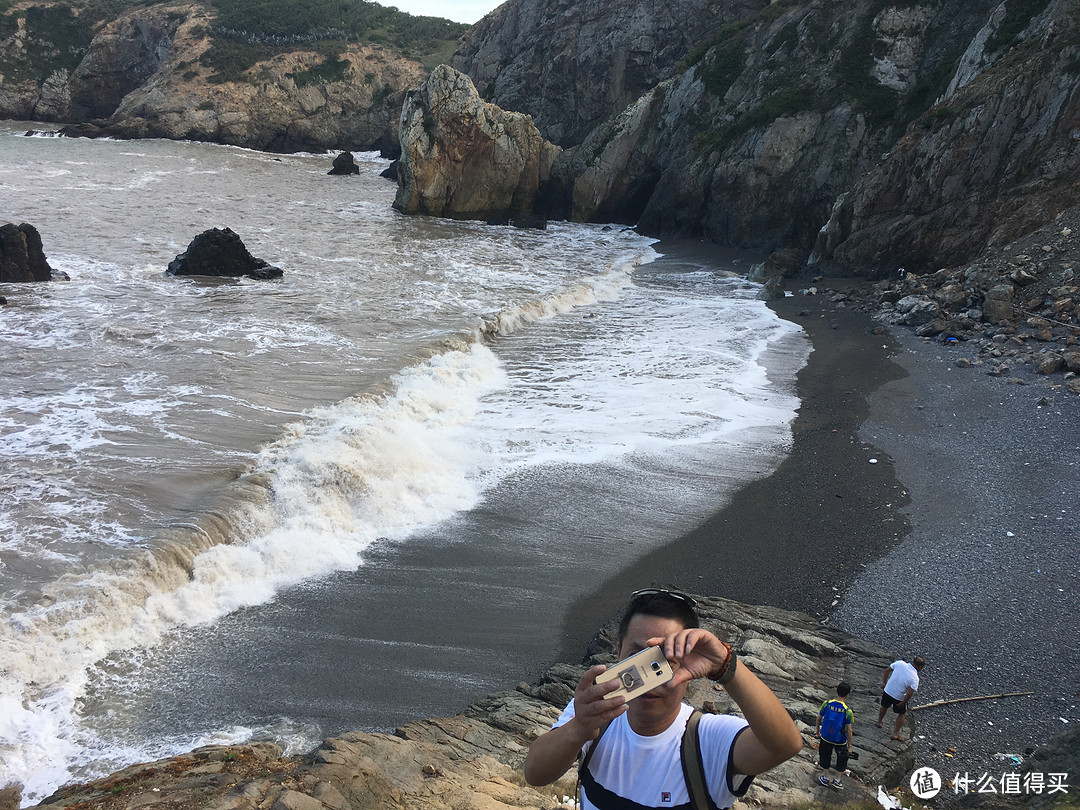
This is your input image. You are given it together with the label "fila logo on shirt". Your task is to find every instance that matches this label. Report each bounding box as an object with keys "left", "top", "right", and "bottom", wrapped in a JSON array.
[{"left": 662, "top": 793, "right": 672, "bottom": 803}]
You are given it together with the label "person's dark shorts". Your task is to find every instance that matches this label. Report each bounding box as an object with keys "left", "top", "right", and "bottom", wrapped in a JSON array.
[
  {"left": 818, "top": 739, "right": 850, "bottom": 771},
  {"left": 881, "top": 691, "right": 908, "bottom": 714}
]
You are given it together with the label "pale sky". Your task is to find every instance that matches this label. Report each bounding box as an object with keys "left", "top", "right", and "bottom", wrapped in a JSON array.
[{"left": 377, "top": 1, "right": 505, "bottom": 24}]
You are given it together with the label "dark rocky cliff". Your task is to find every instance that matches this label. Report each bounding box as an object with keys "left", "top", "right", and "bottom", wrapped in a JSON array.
[
  {"left": 450, "top": 0, "right": 762, "bottom": 148},
  {"left": 451, "top": 0, "right": 1080, "bottom": 277}
]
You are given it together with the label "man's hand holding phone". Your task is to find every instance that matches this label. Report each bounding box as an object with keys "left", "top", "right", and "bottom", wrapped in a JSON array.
[
  {"left": 648, "top": 628, "right": 733, "bottom": 686},
  {"left": 571, "top": 665, "right": 628, "bottom": 740}
]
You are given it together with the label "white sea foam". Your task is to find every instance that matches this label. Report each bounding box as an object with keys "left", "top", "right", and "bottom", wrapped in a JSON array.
[
  {"left": 0, "top": 126, "right": 809, "bottom": 804},
  {"left": 0, "top": 287, "right": 648, "bottom": 799}
]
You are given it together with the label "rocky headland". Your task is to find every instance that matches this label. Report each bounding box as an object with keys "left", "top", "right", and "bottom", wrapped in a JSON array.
[
  {"left": 445, "top": 0, "right": 1080, "bottom": 282},
  {"left": 0, "top": 2, "right": 433, "bottom": 153},
  {"left": 23, "top": 596, "right": 926, "bottom": 810}
]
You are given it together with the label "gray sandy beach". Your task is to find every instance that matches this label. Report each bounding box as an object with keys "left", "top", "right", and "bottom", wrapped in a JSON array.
[{"left": 837, "top": 325, "right": 1080, "bottom": 774}]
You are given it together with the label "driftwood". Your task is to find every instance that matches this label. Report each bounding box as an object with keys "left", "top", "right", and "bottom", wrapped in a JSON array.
[{"left": 912, "top": 691, "right": 1034, "bottom": 711}]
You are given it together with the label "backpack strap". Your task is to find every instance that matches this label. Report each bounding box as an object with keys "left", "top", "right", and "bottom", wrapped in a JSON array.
[
  {"left": 681, "top": 709, "right": 713, "bottom": 810},
  {"left": 576, "top": 720, "right": 612, "bottom": 810}
]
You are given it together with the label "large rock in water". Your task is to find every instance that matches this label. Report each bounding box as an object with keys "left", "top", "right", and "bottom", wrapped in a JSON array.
[
  {"left": 328, "top": 151, "right": 360, "bottom": 175},
  {"left": 393, "top": 65, "right": 561, "bottom": 222},
  {"left": 166, "top": 228, "right": 282, "bottom": 279},
  {"left": 0, "top": 223, "right": 54, "bottom": 282}
]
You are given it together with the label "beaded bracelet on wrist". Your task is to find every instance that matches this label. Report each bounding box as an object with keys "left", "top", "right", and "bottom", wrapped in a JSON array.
[{"left": 711, "top": 641, "right": 738, "bottom": 685}]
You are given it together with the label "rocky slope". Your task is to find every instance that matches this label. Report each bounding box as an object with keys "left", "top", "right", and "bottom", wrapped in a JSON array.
[
  {"left": 21, "top": 595, "right": 926, "bottom": 810},
  {"left": 451, "top": 0, "right": 1080, "bottom": 277},
  {"left": 810, "top": 207, "right": 1080, "bottom": 394},
  {"left": 0, "top": 1, "right": 429, "bottom": 153}
]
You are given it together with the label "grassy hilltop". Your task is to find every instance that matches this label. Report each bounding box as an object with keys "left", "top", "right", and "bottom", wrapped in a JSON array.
[{"left": 0, "top": 0, "right": 467, "bottom": 86}]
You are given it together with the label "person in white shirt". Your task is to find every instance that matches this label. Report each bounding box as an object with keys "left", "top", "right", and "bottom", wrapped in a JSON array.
[
  {"left": 523, "top": 589, "right": 803, "bottom": 809},
  {"left": 876, "top": 656, "right": 926, "bottom": 741}
]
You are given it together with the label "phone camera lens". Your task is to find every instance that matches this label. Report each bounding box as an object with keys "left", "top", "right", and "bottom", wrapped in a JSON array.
[{"left": 651, "top": 662, "right": 662, "bottom": 672}]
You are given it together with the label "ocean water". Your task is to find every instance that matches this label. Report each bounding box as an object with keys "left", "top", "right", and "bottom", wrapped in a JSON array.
[{"left": 0, "top": 123, "right": 809, "bottom": 802}]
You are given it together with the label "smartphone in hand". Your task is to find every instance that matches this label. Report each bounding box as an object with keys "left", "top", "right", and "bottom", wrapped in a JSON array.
[{"left": 596, "top": 646, "right": 674, "bottom": 701}]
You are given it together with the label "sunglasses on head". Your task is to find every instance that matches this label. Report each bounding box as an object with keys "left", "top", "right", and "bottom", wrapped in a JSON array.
[{"left": 630, "top": 587, "right": 696, "bottom": 607}]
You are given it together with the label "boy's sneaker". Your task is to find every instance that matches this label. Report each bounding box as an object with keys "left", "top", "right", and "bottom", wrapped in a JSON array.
[
  {"left": 817, "top": 776, "right": 830, "bottom": 787},
  {"left": 830, "top": 779, "right": 844, "bottom": 790}
]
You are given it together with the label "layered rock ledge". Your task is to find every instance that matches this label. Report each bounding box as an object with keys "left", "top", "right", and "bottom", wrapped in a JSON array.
[{"left": 28, "top": 595, "right": 923, "bottom": 810}]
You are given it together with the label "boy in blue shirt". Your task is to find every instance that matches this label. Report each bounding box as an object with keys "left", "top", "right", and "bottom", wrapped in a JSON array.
[{"left": 816, "top": 681, "right": 854, "bottom": 789}]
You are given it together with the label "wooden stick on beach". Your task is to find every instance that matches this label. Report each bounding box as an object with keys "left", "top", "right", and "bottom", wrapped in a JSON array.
[{"left": 912, "top": 691, "right": 1034, "bottom": 711}]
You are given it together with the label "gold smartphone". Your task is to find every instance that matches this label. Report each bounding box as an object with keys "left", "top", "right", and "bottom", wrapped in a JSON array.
[{"left": 595, "top": 646, "right": 674, "bottom": 701}]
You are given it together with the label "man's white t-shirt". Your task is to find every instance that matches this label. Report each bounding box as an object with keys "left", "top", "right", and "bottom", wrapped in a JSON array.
[
  {"left": 554, "top": 700, "right": 753, "bottom": 810},
  {"left": 884, "top": 659, "right": 920, "bottom": 700}
]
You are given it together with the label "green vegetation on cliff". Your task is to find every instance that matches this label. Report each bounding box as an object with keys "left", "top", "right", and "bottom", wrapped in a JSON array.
[
  {"left": 0, "top": 0, "right": 463, "bottom": 86},
  {"left": 0, "top": 4, "right": 93, "bottom": 82},
  {"left": 986, "top": 0, "right": 1053, "bottom": 51},
  {"left": 200, "top": 0, "right": 465, "bottom": 80}
]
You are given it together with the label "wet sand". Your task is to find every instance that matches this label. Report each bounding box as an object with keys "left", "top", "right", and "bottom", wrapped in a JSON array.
[{"left": 559, "top": 283, "right": 912, "bottom": 647}]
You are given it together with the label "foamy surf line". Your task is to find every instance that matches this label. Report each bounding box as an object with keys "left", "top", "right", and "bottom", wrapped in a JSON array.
[{"left": 0, "top": 257, "right": 648, "bottom": 803}]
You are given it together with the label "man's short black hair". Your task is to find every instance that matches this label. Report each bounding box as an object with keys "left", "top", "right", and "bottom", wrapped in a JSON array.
[
  {"left": 618, "top": 590, "right": 699, "bottom": 641},
  {"left": 913, "top": 656, "right": 926, "bottom": 669},
  {"left": 837, "top": 682, "right": 851, "bottom": 698}
]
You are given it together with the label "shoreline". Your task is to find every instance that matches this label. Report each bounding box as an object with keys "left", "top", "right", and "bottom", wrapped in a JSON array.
[
  {"left": 562, "top": 270, "right": 1080, "bottom": 782},
  {"left": 558, "top": 279, "right": 911, "bottom": 652}
]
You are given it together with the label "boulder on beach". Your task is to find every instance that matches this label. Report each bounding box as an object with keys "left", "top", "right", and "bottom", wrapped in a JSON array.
[
  {"left": 327, "top": 152, "right": 361, "bottom": 175},
  {"left": 166, "top": 228, "right": 283, "bottom": 280},
  {"left": 0, "top": 222, "right": 54, "bottom": 282}
]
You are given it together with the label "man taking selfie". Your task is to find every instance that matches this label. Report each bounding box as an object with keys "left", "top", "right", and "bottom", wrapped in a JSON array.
[{"left": 524, "top": 589, "right": 803, "bottom": 809}]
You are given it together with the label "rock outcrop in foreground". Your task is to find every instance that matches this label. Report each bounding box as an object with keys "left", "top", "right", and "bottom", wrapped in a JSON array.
[
  {"left": 31, "top": 595, "right": 922, "bottom": 810},
  {"left": 0, "top": 223, "right": 54, "bottom": 283},
  {"left": 394, "top": 66, "right": 561, "bottom": 224}
]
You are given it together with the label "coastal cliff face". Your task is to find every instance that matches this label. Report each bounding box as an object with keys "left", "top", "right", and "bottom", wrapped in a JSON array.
[
  {"left": 4, "top": 0, "right": 1078, "bottom": 272},
  {"left": 452, "top": 0, "right": 1080, "bottom": 276},
  {"left": 0, "top": 2, "right": 427, "bottom": 153},
  {"left": 450, "top": 0, "right": 760, "bottom": 148}
]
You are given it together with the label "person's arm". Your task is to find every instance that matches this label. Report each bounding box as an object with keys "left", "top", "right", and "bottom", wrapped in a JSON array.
[
  {"left": 654, "top": 629, "right": 803, "bottom": 776},
  {"left": 523, "top": 665, "right": 626, "bottom": 786},
  {"left": 882, "top": 665, "right": 894, "bottom": 690},
  {"left": 900, "top": 686, "right": 915, "bottom": 707},
  {"left": 815, "top": 711, "right": 823, "bottom": 738},
  {"left": 846, "top": 720, "right": 853, "bottom": 752}
]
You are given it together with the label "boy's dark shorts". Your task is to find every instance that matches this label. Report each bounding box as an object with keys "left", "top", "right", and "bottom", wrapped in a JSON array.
[
  {"left": 881, "top": 691, "right": 907, "bottom": 714},
  {"left": 819, "top": 739, "right": 850, "bottom": 771}
]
